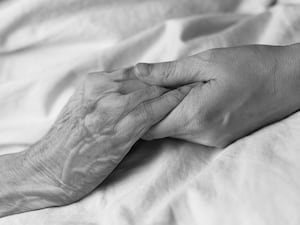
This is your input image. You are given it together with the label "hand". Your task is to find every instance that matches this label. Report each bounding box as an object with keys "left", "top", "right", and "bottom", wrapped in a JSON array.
[
  {"left": 134, "top": 45, "right": 300, "bottom": 147},
  {"left": 25, "top": 68, "right": 191, "bottom": 204}
]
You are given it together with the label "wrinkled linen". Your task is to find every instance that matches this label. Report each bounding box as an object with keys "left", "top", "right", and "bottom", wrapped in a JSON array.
[{"left": 1, "top": 0, "right": 300, "bottom": 224}]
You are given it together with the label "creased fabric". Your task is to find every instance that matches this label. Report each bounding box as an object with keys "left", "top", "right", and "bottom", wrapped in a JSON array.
[{"left": 0, "top": 0, "right": 300, "bottom": 224}]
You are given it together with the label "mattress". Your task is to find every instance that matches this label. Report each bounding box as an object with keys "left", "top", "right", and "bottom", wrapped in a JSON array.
[{"left": 0, "top": 0, "right": 300, "bottom": 224}]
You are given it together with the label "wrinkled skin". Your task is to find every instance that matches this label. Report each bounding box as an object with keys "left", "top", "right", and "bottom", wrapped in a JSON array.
[
  {"left": 2, "top": 44, "right": 300, "bottom": 217},
  {"left": 135, "top": 45, "right": 300, "bottom": 147},
  {"left": 25, "top": 69, "right": 192, "bottom": 203}
]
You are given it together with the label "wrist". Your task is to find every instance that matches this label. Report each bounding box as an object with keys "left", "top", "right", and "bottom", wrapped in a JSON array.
[
  {"left": 23, "top": 142, "right": 80, "bottom": 204},
  {"left": 264, "top": 44, "right": 300, "bottom": 118},
  {"left": 0, "top": 149, "right": 73, "bottom": 217},
  {"left": 277, "top": 44, "right": 300, "bottom": 97}
]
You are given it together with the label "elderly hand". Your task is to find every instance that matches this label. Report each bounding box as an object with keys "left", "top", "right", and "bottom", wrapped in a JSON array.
[
  {"left": 23, "top": 69, "right": 191, "bottom": 205},
  {"left": 134, "top": 45, "right": 300, "bottom": 147}
]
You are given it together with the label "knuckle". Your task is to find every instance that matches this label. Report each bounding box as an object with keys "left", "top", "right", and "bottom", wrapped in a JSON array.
[
  {"left": 107, "top": 95, "right": 126, "bottom": 110},
  {"left": 135, "top": 63, "right": 153, "bottom": 77},
  {"left": 147, "top": 85, "right": 164, "bottom": 96},
  {"left": 83, "top": 74, "right": 116, "bottom": 97},
  {"left": 141, "top": 102, "right": 155, "bottom": 121},
  {"left": 129, "top": 103, "right": 147, "bottom": 123},
  {"left": 169, "top": 89, "right": 184, "bottom": 103},
  {"left": 131, "top": 101, "right": 156, "bottom": 124},
  {"left": 116, "top": 67, "right": 133, "bottom": 80}
]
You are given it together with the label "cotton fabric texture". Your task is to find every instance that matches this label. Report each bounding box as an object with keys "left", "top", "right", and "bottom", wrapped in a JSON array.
[{"left": 0, "top": 0, "right": 300, "bottom": 224}]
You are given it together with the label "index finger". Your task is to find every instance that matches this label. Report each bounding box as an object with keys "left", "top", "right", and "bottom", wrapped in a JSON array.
[{"left": 116, "top": 85, "right": 193, "bottom": 142}]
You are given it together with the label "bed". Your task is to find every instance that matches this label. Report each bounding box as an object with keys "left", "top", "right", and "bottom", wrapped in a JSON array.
[{"left": 0, "top": 0, "right": 300, "bottom": 224}]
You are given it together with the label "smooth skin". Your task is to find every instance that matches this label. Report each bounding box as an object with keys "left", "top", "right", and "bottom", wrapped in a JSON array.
[
  {"left": 0, "top": 44, "right": 299, "bottom": 217},
  {"left": 135, "top": 44, "right": 300, "bottom": 147}
]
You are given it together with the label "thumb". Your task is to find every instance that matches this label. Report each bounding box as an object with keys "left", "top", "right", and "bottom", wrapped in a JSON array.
[{"left": 134, "top": 58, "right": 206, "bottom": 87}]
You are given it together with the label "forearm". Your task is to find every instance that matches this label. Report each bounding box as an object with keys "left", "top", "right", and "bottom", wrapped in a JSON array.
[
  {"left": 280, "top": 43, "right": 300, "bottom": 92},
  {"left": 0, "top": 146, "right": 70, "bottom": 218},
  {"left": 276, "top": 43, "right": 300, "bottom": 110}
]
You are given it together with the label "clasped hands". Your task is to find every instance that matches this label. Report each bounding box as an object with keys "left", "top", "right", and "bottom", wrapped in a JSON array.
[{"left": 24, "top": 44, "right": 300, "bottom": 208}]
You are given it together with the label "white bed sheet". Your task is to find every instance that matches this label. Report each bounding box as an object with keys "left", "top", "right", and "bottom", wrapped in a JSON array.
[{"left": 0, "top": 0, "right": 300, "bottom": 224}]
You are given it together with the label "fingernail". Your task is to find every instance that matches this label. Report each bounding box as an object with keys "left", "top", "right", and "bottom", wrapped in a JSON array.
[{"left": 134, "top": 63, "right": 150, "bottom": 77}]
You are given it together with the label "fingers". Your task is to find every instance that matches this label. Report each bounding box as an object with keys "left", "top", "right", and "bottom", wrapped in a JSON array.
[
  {"left": 88, "top": 68, "right": 153, "bottom": 95},
  {"left": 116, "top": 85, "right": 192, "bottom": 140},
  {"left": 118, "top": 79, "right": 153, "bottom": 94},
  {"left": 133, "top": 57, "right": 206, "bottom": 87},
  {"left": 84, "top": 73, "right": 119, "bottom": 98},
  {"left": 142, "top": 83, "right": 204, "bottom": 140},
  {"left": 89, "top": 67, "right": 137, "bottom": 82},
  {"left": 142, "top": 116, "right": 182, "bottom": 140},
  {"left": 122, "top": 85, "right": 168, "bottom": 111}
]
